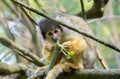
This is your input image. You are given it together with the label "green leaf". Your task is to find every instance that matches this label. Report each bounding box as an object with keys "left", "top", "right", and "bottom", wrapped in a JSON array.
[
  {"left": 66, "top": 54, "right": 71, "bottom": 59},
  {"left": 68, "top": 51, "right": 74, "bottom": 56},
  {"left": 66, "top": 51, "right": 75, "bottom": 59}
]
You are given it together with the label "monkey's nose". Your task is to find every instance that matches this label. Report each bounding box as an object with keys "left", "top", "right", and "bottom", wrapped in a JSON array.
[{"left": 52, "top": 37, "right": 58, "bottom": 42}]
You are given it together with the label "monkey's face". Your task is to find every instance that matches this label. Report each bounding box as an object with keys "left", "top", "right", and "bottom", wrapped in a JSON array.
[{"left": 45, "top": 28, "right": 62, "bottom": 44}]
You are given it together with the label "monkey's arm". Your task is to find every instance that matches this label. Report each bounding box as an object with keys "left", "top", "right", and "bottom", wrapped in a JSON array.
[
  {"left": 43, "top": 43, "right": 54, "bottom": 62},
  {"left": 44, "top": 43, "right": 62, "bottom": 64},
  {"left": 63, "top": 36, "right": 87, "bottom": 54}
]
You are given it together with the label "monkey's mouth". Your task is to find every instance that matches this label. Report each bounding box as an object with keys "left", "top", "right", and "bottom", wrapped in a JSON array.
[{"left": 52, "top": 37, "right": 60, "bottom": 43}]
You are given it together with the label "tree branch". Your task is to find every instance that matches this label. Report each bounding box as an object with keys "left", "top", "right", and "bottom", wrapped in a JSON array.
[
  {"left": 56, "top": 69, "right": 120, "bottom": 79},
  {"left": 12, "top": 0, "right": 120, "bottom": 53},
  {"left": 0, "top": 36, "right": 44, "bottom": 66},
  {"left": 28, "top": 69, "right": 120, "bottom": 79},
  {"left": 0, "top": 62, "right": 27, "bottom": 75},
  {"left": 77, "top": 0, "right": 109, "bottom": 19}
]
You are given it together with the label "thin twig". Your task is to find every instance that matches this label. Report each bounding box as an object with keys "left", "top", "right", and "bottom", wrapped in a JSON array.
[
  {"left": 48, "top": 42, "right": 61, "bottom": 72},
  {"left": 0, "top": 52, "right": 9, "bottom": 61},
  {"left": 80, "top": 0, "right": 86, "bottom": 19},
  {"left": 19, "top": 6, "right": 38, "bottom": 25},
  {"left": 3, "top": 0, "right": 18, "bottom": 16},
  {"left": 14, "top": 49, "right": 41, "bottom": 66},
  {"left": 34, "top": 0, "right": 48, "bottom": 14},
  {"left": 87, "top": 15, "right": 120, "bottom": 24},
  {"left": 95, "top": 21, "right": 109, "bottom": 69},
  {"left": 0, "top": 15, "right": 15, "bottom": 40},
  {"left": 97, "top": 49, "right": 109, "bottom": 69}
]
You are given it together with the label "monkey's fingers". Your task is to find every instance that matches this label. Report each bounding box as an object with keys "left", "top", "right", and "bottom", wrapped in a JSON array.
[
  {"left": 63, "top": 62, "right": 75, "bottom": 72},
  {"left": 62, "top": 41, "right": 71, "bottom": 50},
  {"left": 44, "top": 43, "right": 53, "bottom": 50}
]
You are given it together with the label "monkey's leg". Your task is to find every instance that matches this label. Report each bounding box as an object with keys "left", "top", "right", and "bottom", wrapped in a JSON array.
[
  {"left": 45, "top": 62, "right": 74, "bottom": 79},
  {"left": 72, "top": 55, "right": 84, "bottom": 70},
  {"left": 45, "top": 61, "right": 84, "bottom": 79},
  {"left": 45, "top": 63, "right": 64, "bottom": 79}
]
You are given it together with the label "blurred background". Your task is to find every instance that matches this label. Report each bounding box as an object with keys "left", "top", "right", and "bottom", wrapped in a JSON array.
[{"left": 0, "top": 0, "right": 120, "bottom": 69}]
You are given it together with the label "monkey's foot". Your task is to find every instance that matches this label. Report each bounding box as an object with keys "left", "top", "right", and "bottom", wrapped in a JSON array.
[
  {"left": 63, "top": 62, "right": 74, "bottom": 72},
  {"left": 63, "top": 62, "right": 84, "bottom": 72},
  {"left": 77, "top": 64, "right": 84, "bottom": 70}
]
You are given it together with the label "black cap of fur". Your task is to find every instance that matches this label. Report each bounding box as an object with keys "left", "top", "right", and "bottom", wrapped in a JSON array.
[{"left": 38, "top": 18, "right": 62, "bottom": 39}]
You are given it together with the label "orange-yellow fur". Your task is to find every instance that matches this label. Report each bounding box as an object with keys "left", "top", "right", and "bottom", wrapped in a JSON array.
[
  {"left": 44, "top": 44, "right": 53, "bottom": 62},
  {"left": 63, "top": 36, "right": 87, "bottom": 54}
]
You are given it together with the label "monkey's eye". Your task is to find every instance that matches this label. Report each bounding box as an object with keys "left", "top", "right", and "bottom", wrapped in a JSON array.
[
  {"left": 48, "top": 32, "right": 53, "bottom": 36},
  {"left": 54, "top": 29, "right": 58, "bottom": 33}
]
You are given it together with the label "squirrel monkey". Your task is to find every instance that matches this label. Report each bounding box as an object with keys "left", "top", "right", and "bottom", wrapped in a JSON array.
[{"left": 38, "top": 16, "right": 97, "bottom": 79}]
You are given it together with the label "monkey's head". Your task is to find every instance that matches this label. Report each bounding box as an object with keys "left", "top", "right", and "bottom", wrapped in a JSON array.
[{"left": 39, "top": 18, "right": 63, "bottom": 43}]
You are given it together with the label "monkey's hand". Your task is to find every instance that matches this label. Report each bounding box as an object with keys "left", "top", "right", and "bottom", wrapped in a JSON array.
[
  {"left": 62, "top": 37, "right": 87, "bottom": 54},
  {"left": 44, "top": 43, "right": 53, "bottom": 51},
  {"left": 62, "top": 41, "right": 71, "bottom": 50},
  {"left": 44, "top": 43, "right": 54, "bottom": 62}
]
